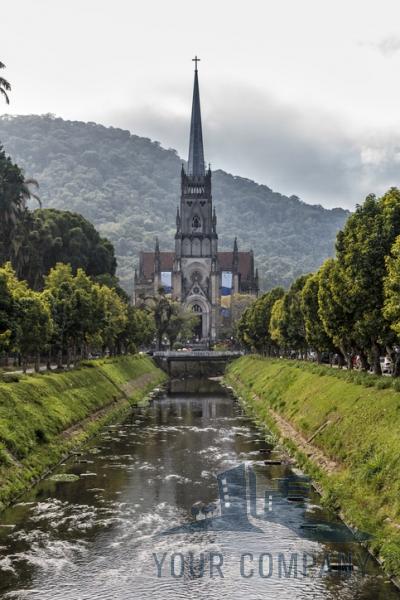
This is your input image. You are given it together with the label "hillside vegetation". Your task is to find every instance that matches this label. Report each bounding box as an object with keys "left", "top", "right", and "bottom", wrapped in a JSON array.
[
  {"left": 0, "top": 114, "right": 349, "bottom": 293},
  {"left": 226, "top": 356, "right": 400, "bottom": 577}
]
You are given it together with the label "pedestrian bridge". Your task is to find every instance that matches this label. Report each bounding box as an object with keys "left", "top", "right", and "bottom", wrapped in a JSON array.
[{"left": 153, "top": 350, "right": 243, "bottom": 376}]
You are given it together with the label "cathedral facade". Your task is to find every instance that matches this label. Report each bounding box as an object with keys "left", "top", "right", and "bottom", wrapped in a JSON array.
[{"left": 134, "top": 61, "right": 258, "bottom": 341}]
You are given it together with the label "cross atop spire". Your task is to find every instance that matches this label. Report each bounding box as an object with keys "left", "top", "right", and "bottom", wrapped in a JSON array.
[
  {"left": 188, "top": 59, "right": 205, "bottom": 177},
  {"left": 192, "top": 55, "right": 200, "bottom": 71}
]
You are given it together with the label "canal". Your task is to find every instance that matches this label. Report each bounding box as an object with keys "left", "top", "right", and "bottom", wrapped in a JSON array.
[{"left": 0, "top": 378, "right": 398, "bottom": 599}]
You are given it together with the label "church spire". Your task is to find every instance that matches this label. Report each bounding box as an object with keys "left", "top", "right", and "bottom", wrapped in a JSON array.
[{"left": 188, "top": 56, "right": 205, "bottom": 177}]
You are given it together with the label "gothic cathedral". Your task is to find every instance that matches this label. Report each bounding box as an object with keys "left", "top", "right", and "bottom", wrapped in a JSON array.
[{"left": 134, "top": 60, "right": 258, "bottom": 341}]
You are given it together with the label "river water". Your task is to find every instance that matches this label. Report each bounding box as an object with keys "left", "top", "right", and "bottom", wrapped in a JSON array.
[{"left": 0, "top": 378, "right": 398, "bottom": 600}]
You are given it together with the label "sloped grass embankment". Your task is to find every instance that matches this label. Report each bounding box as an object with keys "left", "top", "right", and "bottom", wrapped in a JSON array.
[
  {"left": 0, "top": 355, "right": 166, "bottom": 508},
  {"left": 225, "top": 356, "right": 400, "bottom": 579}
]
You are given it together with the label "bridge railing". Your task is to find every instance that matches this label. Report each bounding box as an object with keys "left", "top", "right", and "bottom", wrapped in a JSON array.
[{"left": 153, "top": 351, "right": 244, "bottom": 359}]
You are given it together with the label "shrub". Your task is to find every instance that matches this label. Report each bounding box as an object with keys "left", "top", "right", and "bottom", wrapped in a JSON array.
[{"left": 1, "top": 372, "right": 20, "bottom": 383}]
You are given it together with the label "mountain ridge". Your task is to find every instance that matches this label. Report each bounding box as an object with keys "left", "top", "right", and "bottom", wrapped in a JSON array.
[{"left": 0, "top": 114, "right": 349, "bottom": 294}]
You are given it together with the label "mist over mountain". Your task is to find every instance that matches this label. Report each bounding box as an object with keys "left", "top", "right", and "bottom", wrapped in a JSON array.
[{"left": 0, "top": 114, "right": 349, "bottom": 294}]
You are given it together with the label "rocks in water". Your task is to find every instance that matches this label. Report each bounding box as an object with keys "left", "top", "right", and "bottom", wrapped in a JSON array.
[
  {"left": 330, "top": 562, "right": 354, "bottom": 572},
  {"left": 48, "top": 473, "right": 80, "bottom": 482},
  {"left": 264, "top": 459, "right": 283, "bottom": 466}
]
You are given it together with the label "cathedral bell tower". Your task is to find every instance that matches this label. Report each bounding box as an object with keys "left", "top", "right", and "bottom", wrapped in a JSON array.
[
  {"left": 175, "top": 58, "right": 217, "bottom": 261},
  {"left": 172, "top": 57, "right": 220, "bottom": 341}
]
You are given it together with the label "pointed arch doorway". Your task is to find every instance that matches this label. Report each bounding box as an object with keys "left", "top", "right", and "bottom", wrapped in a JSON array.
[
  {"left": 186, "top": 297, "right": 210, "bottom": 340},
  {"left": 191, "top": 303, "right": 203, "bottom": 339}
]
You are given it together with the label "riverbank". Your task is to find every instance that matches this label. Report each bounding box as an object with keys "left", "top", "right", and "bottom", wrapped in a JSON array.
[
  {"left": 0, "top": 355, "right": 166, "bottom": 509},
  {"left": 225, "top": 356, "right": 400, "bottom": 580}
]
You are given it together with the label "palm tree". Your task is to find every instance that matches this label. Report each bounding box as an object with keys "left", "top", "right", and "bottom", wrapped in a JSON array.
[
  {"left": 0, "top": 62, "right": 11, "bottom": 104},
  {"left": 0, "top": 147, "right": 41, "bottom": 270}
]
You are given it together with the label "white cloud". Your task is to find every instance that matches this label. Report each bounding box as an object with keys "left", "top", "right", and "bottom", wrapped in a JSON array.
[
  {"left": 377, "top": 35, "right": 400, "bottom": 56},
  {"left": 2, "top": 0, "right": 400, "bottom": 210}
]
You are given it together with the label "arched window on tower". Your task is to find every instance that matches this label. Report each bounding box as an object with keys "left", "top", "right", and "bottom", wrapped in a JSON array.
[
  {"left": 192, "top": 215, "right": 201, "bottom": 231},
  {"left": 192, "top": 304, "right": 202, "bottom": 313}
]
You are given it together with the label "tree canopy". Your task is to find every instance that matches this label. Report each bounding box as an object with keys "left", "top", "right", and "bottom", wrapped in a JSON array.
[{"left": 237, "top": 187, "right": 400, "bottom": 375}]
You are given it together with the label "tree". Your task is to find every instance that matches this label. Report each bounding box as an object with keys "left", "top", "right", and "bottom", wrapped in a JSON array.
[
  {"left": 43, "top": 263, "right": 77, "bottom": 368},
  {"left": 96, "top": 284, "right": 128, "bottom": 355},
  {"left": 0, "top": 146, "right": 40, "bottom": 270},
  {"left": 301, "top": 271, "right": 335, "bottom": 362},
  {"left": 237, "top": 288, "right": 284, "bottom": 353},
  {"left": 230, "top": 293, "right": 255, "bottom": 340},
  {"left": 0, "top": 264, "right": 18, "bottom": 358},
  {"left": 166, "top": 305, "right": 198, "bottom": 348},
  {"left": 269, "top": 276, "right": 310, "bottom": 356},
  {"left": 0, "top": 62, "right": 10, "bottom": 104},
  {"left": 117, "top": 305, "right": 155, "bottom": 353},
  {"left": 383, "top": 236, "right": 400, "bottom": 375},
  {"left": 332, "top": 190, "right": 400, "bottom": 374},
  {"left": 14, "top": 292, "right": 53, "bottom": 372},
  {"left": 138, "top": 289, "right": 197, "bottom": 349},
  {"left": 318, "top": 259, "right": 355, "bottom": 368},
  {"left": 269, "top": 297, "right": 287, "bottom": 352},
  {"left": 139, "top": 289, "right": 173, "bottom": 350},
  {"left": 1, "top": 264, "right": 53, "bottom": 372},
  {"left": 17, "top": 208, "right": 117, "bottom": 289}
]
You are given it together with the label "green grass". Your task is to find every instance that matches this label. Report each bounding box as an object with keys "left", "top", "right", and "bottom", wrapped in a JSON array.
[
  {"left": 0, "top": 355, "right": 166, "bottom": 508},
  {"left": 226, "top": 356, "right": 400, "bottom": 578}
]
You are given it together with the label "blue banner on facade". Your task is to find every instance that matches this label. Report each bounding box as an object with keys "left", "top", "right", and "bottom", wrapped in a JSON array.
[
  {"left": 221, "top": 271, "right": 232, "bottom": 296},
  {"left": 161, "top": 271, "right": 172, "bottom": 294}
]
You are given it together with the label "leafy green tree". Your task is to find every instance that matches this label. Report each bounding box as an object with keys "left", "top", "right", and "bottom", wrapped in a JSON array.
[
  {"left": 301, "top": 271, "right": 335, "bottom": 362},
  {"left": 2, "top": 265, "right": 54, "bottom": 373},
  {"left": 96, "top": 283, "right": 128, "bottom": 355},
  {"left": 14, "top": 292, "right": 53, "bottom": 372},
  {"left": 68, "top": 269, "right": 103, "bottom": 363},
  {"left": 166, "top": 305, "right": 198, "bottom": 348},
  {"left": 270, "top": 276, "right": 310, "bottom": 356},
  {"left": 237, "top": 288, "right": 284, "bottom": 353},
  {"left": 333, "top": 190, "right": 400, "bottom": 373},
  {"left": 230, "top": 294, "right": 255, "bottom": 326},
  {"left": 269, "top": 297, "right": 287, "bottom": 351},
  {"left": 117, "top": 305, "right": 155, "bottom": 353},
  {"left": 318, "top": 259, "right": 355, "bottom": 368},
  {"left": 384, "top": 236, "right": 400, "bottom": 335},
  {"left": 17, "top": 208, "right": 117, "bottom": 289},
  {"left": 139, "top": 289, "right": 197, "bottom": 349},
  {"left": 140, "top": 289, "right": 174, "bottom": 350},
  {"left": 0, "top": 263, "right": 18, "bottom": 358},
  {"left": 383, "top": 236, "right": 400, "bottom": 375},
  {"left": 43, "top": 263, "right": 77, "bottom": 368}
]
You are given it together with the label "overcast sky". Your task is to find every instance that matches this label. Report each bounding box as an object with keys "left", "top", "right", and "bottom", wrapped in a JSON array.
[{"left": 3, "top": 0, "right": 400, "bottom": 209}]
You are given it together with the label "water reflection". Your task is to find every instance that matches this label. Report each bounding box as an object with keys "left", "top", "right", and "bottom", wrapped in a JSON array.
[{"left": 0, "top": 379, "right": 398, "bottom": 599}]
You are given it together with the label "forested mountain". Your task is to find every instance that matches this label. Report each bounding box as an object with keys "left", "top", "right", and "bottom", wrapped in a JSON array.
[{"left": 0, "top": 114, "right": 349, "bottom": 294}]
